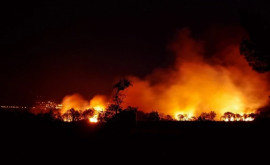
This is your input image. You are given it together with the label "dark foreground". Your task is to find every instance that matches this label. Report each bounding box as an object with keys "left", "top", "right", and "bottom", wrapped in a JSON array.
[{"left": 1, "top": 111, "right": 270, "bottom": 163}]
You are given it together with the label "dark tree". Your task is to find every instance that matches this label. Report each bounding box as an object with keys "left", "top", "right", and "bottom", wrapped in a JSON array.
[
  {"left": 148, "top": 111, "right": 160, "bottom": 121},
  {"left": 82, "top": 109, "right": 95, "bottom": 119},
  {"left": 72, "top": 109, "right": 81, "bottom": 121},
  {"left": 98, "top": 110, "right": 114, "bottom": 123},
  {"left": 177, "top": 114, "right": 186, "bottom": 121},
  {"left": 243, "top": 114, "right": 248, "bottom": 120},
  {"left": 53, "top": 111, "right": 63, "bottom": 121},
  {"left": 221, "top": 112, "right": 235, "bottom": 121},
  {"left": 163, "top": 115, "right": 174, "bottom": 121},
  {"left": 240, "top": 11, "right": 270, "bottom": 72},
  {"left": 112, "top": 78, "right": 132, "bottom": 114},
  {"left": 209, "top": 111, "right": 216, "bottom": 121},
  {"left": 114, "top": 106, "right": 138, "bottom": 126},
  {"left": 106, "top": 104, "right": 122, "bottom": 114},
  {"left": 198, "top": 111, "right": 216, "bottom": 121},
  {"left": 240, "top": 39, "right": 270, "bottom": 72},
  {"left": 136, "top": 111, "right": 148, "bottom": 121},
  {"left": 235, "top": 114, "right": 242, "bottom": 120},
  {"left": 256, "top": 104, "right": 270, "bottom": 120},
  {"left": 113, "top": 78, "right": 132, "bottom": 92},
  {"left": 248, "top": 113, "right": 257, "bottom": 119},
  {"left": 62, "top": 108, "right": 81, "bottom": 122}
]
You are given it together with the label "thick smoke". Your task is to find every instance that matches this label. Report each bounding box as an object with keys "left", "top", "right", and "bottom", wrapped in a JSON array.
[{"left": 122, "top": 27, "right": 270, "bottom": 119}]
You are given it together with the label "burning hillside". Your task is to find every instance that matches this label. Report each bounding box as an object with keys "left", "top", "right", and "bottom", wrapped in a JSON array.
[
  {"left": 121, "top": 27, "right": 270, "bottom": 120},
  {"left": 60, "top": 94, "right": 107, "bottom": 122},
  {"left": 59, "top": 27, "right": 269, "bottom": 122}
]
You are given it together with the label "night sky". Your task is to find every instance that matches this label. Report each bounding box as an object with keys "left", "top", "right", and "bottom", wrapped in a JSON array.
[{"left": 1, "top": 0, "right": 269, "bottom": 105}]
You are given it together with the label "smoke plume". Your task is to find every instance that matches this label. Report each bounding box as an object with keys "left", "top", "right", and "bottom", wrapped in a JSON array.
[{"left": 122, "top": 27, "right": 269, "bottom": 119}]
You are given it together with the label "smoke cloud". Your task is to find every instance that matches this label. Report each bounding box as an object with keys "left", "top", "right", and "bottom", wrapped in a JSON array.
[{"left": 122, "top": 27, "right": 270, "bottom": 119}]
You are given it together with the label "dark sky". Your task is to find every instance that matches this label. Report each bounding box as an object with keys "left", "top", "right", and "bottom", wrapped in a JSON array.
[{"left": 0, "top": 0, "right": 269, "bottom": 105}]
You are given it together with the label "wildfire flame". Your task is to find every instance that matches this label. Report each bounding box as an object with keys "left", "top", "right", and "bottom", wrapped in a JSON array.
[
  {"left": 89, "top": 114, "right": 98, "bottom": 123},
  {"left": 221, "top": 112, "right": 255, "bottom": 122},
  {"left": 60, "top": 27, "right": 270, "bottom": 122},
  {"left": 122, "top": 27, "right": 270, "bottom": 119},
  {"left": 60, "top": 94, "right": 107, "bottom": 123},
  {"left": 175, "top": 112, "right": 195, "bottom": 121}
]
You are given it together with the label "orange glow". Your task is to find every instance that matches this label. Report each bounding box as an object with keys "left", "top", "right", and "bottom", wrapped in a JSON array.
[
  {"left": 175, "top": 112, "right": 195, "bottom": 121},
  {"left": 61, "top": 94, "right": 90, "bottom": 114},
  {"left": 221, "top": 113, "right": 255, "bottom": 122},
  {"left": 90, "top": 95, "right": 107, "bottom": 112},
  {"left": 89, "top": 115, "right": 98, "bottom": 123},
  {"left": 60, "top": 94, "right": 107, "bottom": 122},
  {"left": 244, "top": 117, "right": 254, "bottom": 122},
  {"left": 122, "top": 28, "right": 270, "bottom": 120},
  {"left": 59, "top": 27, "right": 270, "bottom": 122}
]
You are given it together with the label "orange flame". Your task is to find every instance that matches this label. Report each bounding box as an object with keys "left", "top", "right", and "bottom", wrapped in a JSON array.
[
  {"left": 89, "top": 114, "right": 98, "bottom": 123},
  {"left": 61, "top": 94, "right": 89, "bottom": 114},
  {"left": 90, "top": 95, "right": 107, "bottom": 112},
  {"left": 122, "top": 27, "right": 270, "bottom": 120},
  {"left": 60, "top": 27, "right": 270, "bottom": 121},
  {"left": 60, "top": 94, "right": 107, "bottom": 122}
]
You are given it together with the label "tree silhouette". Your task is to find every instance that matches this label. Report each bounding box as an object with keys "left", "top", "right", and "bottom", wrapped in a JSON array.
[
  {"left": 240, "top": 11, "right": 270, "bottom": 72},
  {"left": 51, "top": 111, "right": 63, "bottom": 121},
  {"left": 82, "top": 109, "right": 95, "bottom": 119},
  {"left": 257, "top": 105, "right": 270, "bottom": 120},
  {"left": 209, "top": 111, "right": 216, "bottom": 120},
  {"left": 198, "top": 111, "right": 216, "bottom": 121},
  {"left": 177, "top": 114, "right": 186, "bottom": 121},
  {"left": 235, "top": 114, "right": 241, "bottom": 121},
  {"left": 243, "top": 114, "right": 248, "bottom": 121},
  {"left": 62, "top": 108, "right": 81, "bottom": 122},
  {"left": 136, "top": 111, "right": 148, "bottom": 121},
  {"left": 114, "top": 106, "right": 137, "bottom": 126},
  {"left": 111, "top": 78, "right": 132, "bottom": 114},
  {"left": 240, "top": 39, "right": 270, "bottom": 72},
  {"left": 107, "top": 104, "right": 122, "bottom": 114},
  {"left": 221, "top": 112, "right": 235, "bottom": 121},
  {"left": 248, "top": 113, "right": 257, "bottom": 119},
  {"left": 164, "top": 115, "right": 174, "bottom": 121},
  {"left": 148, "top": 111, "right": 160, "bottom": 121},
  {"left": 98, "top": 110, "right": 114, "bottom": 123}
]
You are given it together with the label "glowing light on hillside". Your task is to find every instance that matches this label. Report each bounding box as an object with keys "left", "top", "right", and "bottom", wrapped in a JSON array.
[
  {"left": 123, "top": 28, "right": 269, "bottom": 119},
  {"left": 89, "top": 115, "right": 98, "bottom": 123}
]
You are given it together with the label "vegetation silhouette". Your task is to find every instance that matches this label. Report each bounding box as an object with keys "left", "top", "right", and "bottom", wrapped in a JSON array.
[
  {"left": 1, "top": 106, "right": 270, "bottom": 163},
  {"left": 240, "top": 11, "right": 270, "bottom": 72},
  {"left": 112, "top": 78, "right": 132, "bottom": 114},
  {"left": 198, "top": 111, "right": 216, "bottom": 121},
  {"left": 1, "top": 79, "right": 270, "bottom": 163}
]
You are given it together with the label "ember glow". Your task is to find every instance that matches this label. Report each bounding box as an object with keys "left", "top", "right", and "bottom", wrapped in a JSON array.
[{"left": 89, "top": 114, "right": 98, "bottom": 123}]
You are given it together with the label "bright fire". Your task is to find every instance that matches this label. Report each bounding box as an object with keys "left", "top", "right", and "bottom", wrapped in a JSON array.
[
  {"left": 89, "top": 114, "right": 98, "bottom": 123},
  {"left": 60, "top": 94, "right": 107, "bottom": 123},
  {"left": 122, "top": 27, "right": 270, "bottom": 120},
  {"left": 175, "top": 112, "right": 195, "bottom": 121},
  {"left": 59, "top": 27, "right": 270, "bottom": 122},
  {"left": 220, "top": 112, "right": 255, "bottom": 122}
]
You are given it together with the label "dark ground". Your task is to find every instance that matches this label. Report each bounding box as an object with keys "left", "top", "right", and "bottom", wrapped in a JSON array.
[{"left": 1, "top": 110, "right": 269, "bottom": 163}]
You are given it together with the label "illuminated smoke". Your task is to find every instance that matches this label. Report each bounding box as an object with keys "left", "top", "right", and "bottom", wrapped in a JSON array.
[
  {"left": 61, "top": 94, "right": 107, "bottom": 114},
  {"left": 89, "top": 95, "right": 107, "bottom": 112},
  {"left": 122, "top": 27, "right": 270, "bottom": 119}
]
